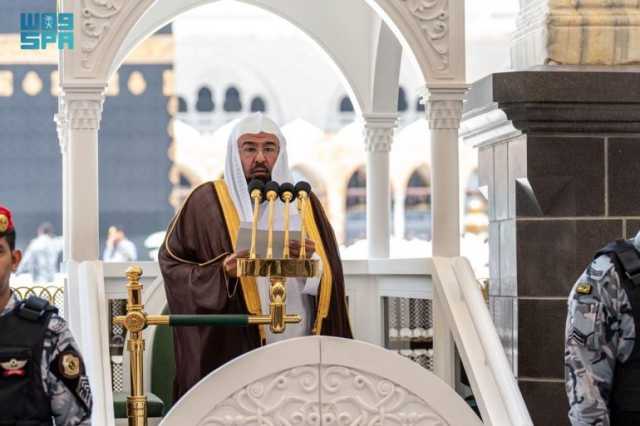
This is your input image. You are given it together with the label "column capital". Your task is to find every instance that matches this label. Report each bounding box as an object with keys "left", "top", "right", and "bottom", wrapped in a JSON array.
[
  {"left": 362, "top": 113, "right": 398, "bottom": 153},
  {"left": 61, "top": 89, "right": 105, "bottom": 131},
  {"left": 425, "top": 87, "right": 467, "bottom": 130}
]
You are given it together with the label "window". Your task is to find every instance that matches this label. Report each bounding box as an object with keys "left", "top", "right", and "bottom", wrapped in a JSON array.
[
  {"left": 178, "top": 173, "right": 191, "bottom": 187},
  {"left": 195, "top": 86, "right": 214, "bottom": 112},
  {"left": 250, "top": 96, "right": 266, "bottom": 112},
  {"left": 416, "top": 97, "right": 425, "bottom": 112},
  {"left": 339, "top": 95, "right": 354, "bottom": 113},
  {"left": 223, "top": 86, "right": 242, "bottom": 112}
]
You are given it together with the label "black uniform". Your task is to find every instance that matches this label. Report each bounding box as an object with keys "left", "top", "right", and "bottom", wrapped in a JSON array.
[{"left": 0, "top": 293, "right": 91, "bottom": 425}]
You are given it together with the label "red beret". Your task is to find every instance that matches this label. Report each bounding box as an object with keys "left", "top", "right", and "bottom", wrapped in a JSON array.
[{"left": 0, "top": 206, "right": 14, "bottom": 233}]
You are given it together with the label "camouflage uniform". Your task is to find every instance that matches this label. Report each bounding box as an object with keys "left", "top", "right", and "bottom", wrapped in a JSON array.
[
  {"left": 565, "top": 237, "right": 639, "bottom": 426},
  {"left": 1, "top": 291, "right": 92, "bottom": 425}
]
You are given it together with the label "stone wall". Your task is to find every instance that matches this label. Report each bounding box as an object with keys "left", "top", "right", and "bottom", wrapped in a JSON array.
[{"left": 461, "top": 66, "right": 640, "bottom": 425}]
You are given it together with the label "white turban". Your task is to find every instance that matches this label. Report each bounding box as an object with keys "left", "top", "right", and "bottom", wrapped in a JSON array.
[{"left": 223, "top": 112, "right": 298, "bottom": 229}]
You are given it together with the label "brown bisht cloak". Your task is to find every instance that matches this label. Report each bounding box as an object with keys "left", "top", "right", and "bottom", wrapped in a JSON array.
[{"left": 158, "top": 180, "right": 352, "bottom": 401}]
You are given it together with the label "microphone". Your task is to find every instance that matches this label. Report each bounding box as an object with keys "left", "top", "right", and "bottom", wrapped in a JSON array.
[
  {"left": 264, "top": 181, "right": 280, "bottom": 201},
  {"left": 294, "top": 181, "right": 311, "bottom": 199},
  {"left": 279, "top": 182, "right": 295, "bottom": 202},
  {"left": 248, "top": 179, "right": 265, "bottom": 201}
]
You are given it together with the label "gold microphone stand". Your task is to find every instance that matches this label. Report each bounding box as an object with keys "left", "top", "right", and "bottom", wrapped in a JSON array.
[{"left": 237, "top": 182, "right": 318, "bottom": 333}]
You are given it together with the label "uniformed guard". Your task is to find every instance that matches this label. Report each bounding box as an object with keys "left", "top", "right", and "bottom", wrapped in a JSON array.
[
  {"left": 0, "top": 205, "right": 92, "bottom": 425},
  {"left": 565, "top": 232, "right": 640, "bottom": 426}
]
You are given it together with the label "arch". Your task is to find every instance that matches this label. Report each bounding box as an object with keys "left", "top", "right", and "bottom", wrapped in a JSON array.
[
  {"left": 223, "top": 86, "right": 243, "bottom": 112},
  {"left": 178, "top": 173, "right": 191, "bottom": 187},
  {"left": 369, "top": 20, "right": 402, "bottom": 113},
  {"left": 339, "top": 95, "right": 354, "bottom": 113},
  {"left": 249, "top": 96, "right": 266, "bottom": 112},
  {"left": 98, "top": 0, "right": 389, "bottom": 114},
  {"left": 195, "top": 86, "right": 215, "bottom": 112},
  {"left": 89, "top": 0, "right": 466, "bottom": 97}
]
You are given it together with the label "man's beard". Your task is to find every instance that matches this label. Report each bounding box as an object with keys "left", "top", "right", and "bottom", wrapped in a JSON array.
[{"left": 246, "top": 172, "right": 271, "bottom": 184}]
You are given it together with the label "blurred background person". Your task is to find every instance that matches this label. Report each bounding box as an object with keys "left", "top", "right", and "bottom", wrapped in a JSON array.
[
  {"left": 17, "top": 222, "right": 62, "bottom": 283},
  {"left": 103, "top": 225, "right": 137, "bottom": 262}
]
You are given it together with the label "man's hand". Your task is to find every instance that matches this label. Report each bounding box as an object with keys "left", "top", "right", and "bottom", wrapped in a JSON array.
[
  {"left": 289, "top": 239, "right": 315, "bottom": 259},
  {"left": 223, "top": 250, "right": 249, "bottom": 278}
]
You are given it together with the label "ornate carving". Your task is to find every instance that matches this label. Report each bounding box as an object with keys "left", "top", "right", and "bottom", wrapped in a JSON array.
[
  {"left": 66, "top": 97, "right": 104, "bottom": 130},
  {"left": 364, "top": 126, "right": 394, "bottom": 152},
  {"left": 399, "top": 0, "right": 450, "bottom": 71},
  {"left": 426, "top": 99, "right": 463, "bottom": 130},
  {"left": 198, "top": 364, "right": 448, "bottom": 425},
  {"left": 199, "top": 366, "right": 320, "bottom": 425},
  {"left": 363, "top": 113, "right": 398, "bottom": 152},
  {"left": 80, "top": 0, "right": 125, "bottom": 70},
  {"left": 322, "top": 366, "right": 448, "bottom": 425}
]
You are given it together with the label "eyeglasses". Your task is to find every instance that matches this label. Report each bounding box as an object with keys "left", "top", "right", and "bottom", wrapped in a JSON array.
[{"left": 239, "top": 145, "right": 278, "bottom": 157}]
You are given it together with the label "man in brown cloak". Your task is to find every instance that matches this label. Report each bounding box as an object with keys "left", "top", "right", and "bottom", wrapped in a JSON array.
[{"left": 158, "top": 113, "right": 352, "bottom": 401}]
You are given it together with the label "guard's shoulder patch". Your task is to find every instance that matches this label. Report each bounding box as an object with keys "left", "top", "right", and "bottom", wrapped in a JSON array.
[
  {"left": 47, "top": 315, "right": 67, "bottom": 334},
  {"left": 576, "top": 282, "right": 593, "bottom": 295},
  {"left": 590, "top": 255, "right": 615, "bottom": 277},
  {"left": 51, "top": 345, "right": 91, "bottom": 412},
  {"left": 58, "top": 351, "right": 81, "bottom": 379}
]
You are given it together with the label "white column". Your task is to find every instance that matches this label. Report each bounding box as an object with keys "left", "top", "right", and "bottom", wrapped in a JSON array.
[
  {"left": 363, "top": 113, "right": 397, "bottom": 259},
  {"left": 426, "top": 87, "right": 466, "bottom": 386},
  {"left": 426, "top": 88, "right": 466, "bottom": 257},
  {"left": 62, "top": 89, "right": 105, "bottom": 262}
]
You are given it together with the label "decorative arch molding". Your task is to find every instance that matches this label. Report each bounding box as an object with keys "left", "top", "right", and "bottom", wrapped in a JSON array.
[{"left": 60, "top": 0, "right": 465, "bottom": 92}]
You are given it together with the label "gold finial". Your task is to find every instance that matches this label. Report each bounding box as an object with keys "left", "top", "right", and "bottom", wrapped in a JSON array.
[{"left": 126, "top": 266, "right": 143, "bottom": 281}]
